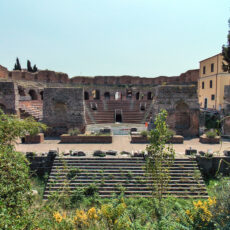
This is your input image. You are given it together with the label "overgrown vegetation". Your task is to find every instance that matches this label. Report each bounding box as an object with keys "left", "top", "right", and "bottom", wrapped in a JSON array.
[
  {"left": 205, "top": 129, "right": 218, "bottom": 138},
  {"left": 146, "top": 110, "right": 175, "bottom": 200},
  {"left": 1, "top": 110, "right": 230, "bottom": 229},
  {"left": 222, "top": 18, "right": 230, "bottom": 72}
]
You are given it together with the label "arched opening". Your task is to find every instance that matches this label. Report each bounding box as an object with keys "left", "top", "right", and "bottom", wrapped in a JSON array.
[
  {"left": 126, "top": 89, "right": 132, "bottom": 99},
  {"left": 136, "top": 92, "right": 140, "bottom": 100},
  {"left": 115, "top": 110, "right": 122, "bottom": 123},
  {"left": 0, "top": 104, "right": 6, "bottom": 113},
  {"left": 104, "top": 92, "right": 110, "bottom": 100},
  {"left": 18, "top": 87, "right": 26, "bottom": 96},
  {"left": 175, "top": 102, "right": 190, "bottom": 134},
  {"left": 40, "top": 91, "right": 44, "bottom": 100},
  {"left": 92, "top": 90, "right": 100, "bottom": 100},
  {"left": 115, "top": 92, "right": 122, "bottom": 100},
  {"left": 84, "top": 91, "right": 89, "bottom": 100},
  {"left": 147, "top": 92, "right": 152, "bottom": 100},
  {"left": 29, "top": 90, "right": 38, "bottom": 100}
]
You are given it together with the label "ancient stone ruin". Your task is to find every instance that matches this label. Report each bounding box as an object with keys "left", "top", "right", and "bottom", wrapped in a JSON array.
[{"left": 0, "top": 65, "right": 200, "bottom": 136}]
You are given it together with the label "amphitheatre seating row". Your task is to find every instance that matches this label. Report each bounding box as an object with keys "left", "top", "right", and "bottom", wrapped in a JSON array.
[
  {"left": 19, "top": 100, "right": 43, "bottom": 121},
  {"left": 44, "top": 157, "right": 209, "bottom": 199},
  {"left": 85, "top": 100, "right": 152, "bottom": 124}
]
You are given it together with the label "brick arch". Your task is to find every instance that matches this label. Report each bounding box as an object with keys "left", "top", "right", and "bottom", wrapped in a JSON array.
[
  {"left": 18, "top": 86, "right": 26, "bottom": 96},
  {"left": 29, "top": 89, "right": 38, "bottom": 100},
  {"left": 104, "top": 92, "right": 110, "bottom": 100}
]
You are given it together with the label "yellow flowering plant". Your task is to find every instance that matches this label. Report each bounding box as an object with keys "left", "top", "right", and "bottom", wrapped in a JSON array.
[{"left": 184, "top": 197, "right": 216, "bottom": 229}]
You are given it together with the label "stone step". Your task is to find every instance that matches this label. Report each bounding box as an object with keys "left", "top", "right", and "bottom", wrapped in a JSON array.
[
  {"left": 46, "top": 186, "right": 207, "bottom": 192},
  {"left": 46, "top": 182, "right": 205, "bottom": 187}
]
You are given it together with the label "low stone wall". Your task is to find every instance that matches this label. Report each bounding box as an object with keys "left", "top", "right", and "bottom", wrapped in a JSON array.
[
  {"left": 26, "top": 152, "right": 56, "bottom": 176},
  {"left": 60, "top": 135, "right": 112, "bottom": 143},
  {"left": 199, "top": 135, "right": 220, "bottom": 144},
  {"left": 131, "top": 135, "right": 148, "bottom": 143},
  {"left": 196, "top": 156, "right": 230, "bottom": 176},
  {"left": 130, "top": 135, "right": 184, "bottom": 144},
  {"left": 24, "top": 133, "right": 44, "bottom": 143},
  {"left": 168, "top": 135, "right": 184, "bottom": 144}
]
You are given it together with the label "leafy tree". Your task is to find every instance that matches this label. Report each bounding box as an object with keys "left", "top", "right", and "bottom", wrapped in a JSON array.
[
  {"left": 13, "top": 57, "right": 21, "bottom": 71},
  {"left": 222, "top": 18, "right": 230, "bottom": 72},
  {"left": 0, "top": 109, "right": 47, "bottom": 149},
  {"left": 0, "top": 145, "right": 32, "bottom": 229},
  {"left": 0, "top": 110, "right": 47, "bottom": 228},
  {"left": 145, "top": 110, "right": 175, "bottom": 200},
  {"left": 27, "top": 60, "right": 33, "bottom": 72}
]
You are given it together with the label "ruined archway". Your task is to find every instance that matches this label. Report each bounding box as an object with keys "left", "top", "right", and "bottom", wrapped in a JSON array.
[
  {"left": 147, "top": 92, "right": 152, "bottom": 100},
  {"left": 104, "top": 92, "right": 110, "bottom": 100},
  {"left": 29, "top": 89, "right": 38, "bottom": 100},
  {"left": 84, "top": 91, "right": 89, "bottom": 100},
  {"left": 40, "top": 91, "right": 44, "bottom": 100},
  {"left": 18, "top": 87, "right": 26, "bottom": 96},
  {"left": 92, "top": 90, "right": 100, "bottom": 100},
  {"left": 175, "top": 101, "right": 190, "bottom": 134}
]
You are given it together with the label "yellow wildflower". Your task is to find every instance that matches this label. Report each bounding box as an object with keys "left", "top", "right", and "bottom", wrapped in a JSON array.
[
  {"left": 74, "top": 209, "right": 88, "bottom": 226},
  {"left": 193, "top": 200, "right": 203, "bottom": 209},
  {"left": 185, "top": 210, "right": 191, "bottom": 215},
  {"left": 53, "top": 211, "right": 63, "bottom": 223},
  {"left": 208, "top": 197, "right": 216, "bottom": 206},
  {"left": 88, "top": 207, "right": 98, "bottom": 220}
]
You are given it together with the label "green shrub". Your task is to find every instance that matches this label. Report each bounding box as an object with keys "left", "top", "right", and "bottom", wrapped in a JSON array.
[
  {"left": 205, "top": 129, "right": 218, "bottom": 138},
  {"left": 84, "top": 184, "right": 99, "bottom": 197},
  {"left": 120, "top": 151, "right": 131, "bottom": 155},
  {"left": 140, "top": 130, "right": 148, "bottom": 137},
  {"left": 68, "top": 128, "right": 80, "bottom": 136},
  {"left": 93, "top": 150, "right": 106, "bottom": 157},
  {"left": 0, "top": 146, "right": 32, "bottom": 229},
  {"left": 168, "top": 129, "right": 176, "bottom": 138},
  {"left": 67, "top": 168, "right": 81, "bottom": 180}
]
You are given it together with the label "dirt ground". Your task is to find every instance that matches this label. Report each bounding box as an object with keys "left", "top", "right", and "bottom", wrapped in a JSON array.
[{"left": 16, "top": 136, "right": 230, "bottom": 158}]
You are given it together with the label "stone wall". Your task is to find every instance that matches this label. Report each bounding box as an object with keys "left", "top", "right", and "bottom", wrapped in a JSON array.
[
  {"left": 151, "top": 85, "right": 200, "bottom": 137},
  {"left": 70, "top": 69, "right": 199, "bottom": 86},
  {"left": 8, "top": 70, "right": 69, "bottom": 84},
  {"left": 0, "top": 62, "right": 198, "bottom": 86},
  {"left": 43, "top": 87, "right": 85, "bottom": 135},
  {"left": 0, "top": 65, "right": 8, "bottom": 79},
  {"left": 0, "top": 81, "right": 19, "bottom": 114}
]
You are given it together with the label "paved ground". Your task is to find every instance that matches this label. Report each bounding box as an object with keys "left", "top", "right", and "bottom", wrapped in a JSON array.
[{"left": 16, "top": 136, "right": 230, "bottom": 158}]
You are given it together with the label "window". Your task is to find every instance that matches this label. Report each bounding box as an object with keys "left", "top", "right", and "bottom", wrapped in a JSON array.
[
  {"left": 203, "top": 66, "right": 206, "bottom": 74},
  {"left": 211, "top": 63, "right": 214, "bottom": 72},
  {"left": 211, "top": 94, "right": 215, "bottom": 100},
  {"left": 202, "top": 81, "right": 204, "bottom": 89},
  {"left": 210, "top": 80, "right": 212, "bottom": 88}
]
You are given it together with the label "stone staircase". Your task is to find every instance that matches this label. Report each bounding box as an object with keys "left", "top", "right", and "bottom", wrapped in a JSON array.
[
  {"left": 43, "top": 157, "right": 208, "bottom": 199},
  {"left": 19, "top": 100, "right": 43, "bottom": 121},
  {"left": 84, "top": 100, "right": 152, "bottom": 124}
]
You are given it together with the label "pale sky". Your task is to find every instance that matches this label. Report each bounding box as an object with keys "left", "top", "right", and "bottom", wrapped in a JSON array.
[{"left": 0, "top": 0, "right": 229, "bottom": 78}]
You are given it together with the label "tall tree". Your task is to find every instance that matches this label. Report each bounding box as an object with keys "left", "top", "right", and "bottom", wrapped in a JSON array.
[
  {"left": 33, "top": 64, "right": 38, "bottom": 72},
  {"left": 222, "top": 18, "right": 230, "bottom": 72},
  {"left": 27, "top": 60, "right": 33, "bottom": 72},
  {"left": 13, "top": 57, "right": 21, "bottom": 70}
]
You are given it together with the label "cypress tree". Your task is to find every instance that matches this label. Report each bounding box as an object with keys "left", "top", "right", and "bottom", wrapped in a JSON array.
[
  {"left": 33, "top": 64, "right": 38, "bottom": 72},
  {"left": 222, "top": 19, "right": 230, "bottom": 72},
  {"left": 13, "top": 57, "right": 21, "bottom": 71},
  {"left": 27, "top": 60, "right": 33, "bottom": 72}
]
